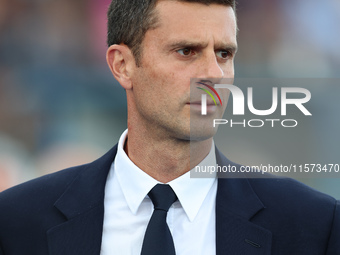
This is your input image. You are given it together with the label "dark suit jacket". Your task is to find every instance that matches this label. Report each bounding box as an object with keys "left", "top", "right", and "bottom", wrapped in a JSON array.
[{"left": 0, "top": 145, "right": 339, "bottom": 255}]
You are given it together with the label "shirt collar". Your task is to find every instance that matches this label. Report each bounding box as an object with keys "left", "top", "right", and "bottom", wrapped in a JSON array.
[{"left": 114, "top": 129, "right": 216, "bottom": 222}]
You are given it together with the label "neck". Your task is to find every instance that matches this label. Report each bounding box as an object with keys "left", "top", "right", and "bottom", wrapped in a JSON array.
[{"left": 125, "top": 127, "right": 212, "bottom": 183}]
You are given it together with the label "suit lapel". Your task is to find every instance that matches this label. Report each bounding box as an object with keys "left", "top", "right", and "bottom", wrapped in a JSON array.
[
  {"left": 215, "top": 148, "right": 272, "bottom": 255},
  {"left": 45, "top": 144, "right": 272, "bottom": 254},
  {"left": 47, "top": 145, "right": 118, "bottom": 255}
]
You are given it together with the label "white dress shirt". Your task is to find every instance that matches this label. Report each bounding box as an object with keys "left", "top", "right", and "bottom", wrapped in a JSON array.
[{"left": 100, "top": 130, "right": 217, "bottom": 255}]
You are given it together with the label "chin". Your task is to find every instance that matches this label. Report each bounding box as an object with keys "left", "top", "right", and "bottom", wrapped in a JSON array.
[
  {"left": 165, "top": 125, "right": 215, "bottom": 142},
  {"left": 161, "top": 115, "right": 220, "bottom": 142},
  {"left": 187, "top": 114, "right": 220, "bottom": 141},
  {"left": 189, "top": 127, "right": 218, "bottom": 142}
]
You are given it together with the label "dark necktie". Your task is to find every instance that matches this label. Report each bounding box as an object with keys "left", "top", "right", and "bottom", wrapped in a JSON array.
[{"left": 141, "top": 184, "right": 178, "bottom": 255}]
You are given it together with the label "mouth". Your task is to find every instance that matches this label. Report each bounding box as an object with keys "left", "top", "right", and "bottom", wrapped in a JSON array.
[
  {"left": 186, "top": 101, "right": 219, "bottom": 115},
  {"left": 187, "top": 101, "right": 218, "bottom": 106}
]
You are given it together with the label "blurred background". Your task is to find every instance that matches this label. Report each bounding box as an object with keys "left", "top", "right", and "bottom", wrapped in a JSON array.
[{"left": 0, "top": 0, "right": 339, "bottom": 198}]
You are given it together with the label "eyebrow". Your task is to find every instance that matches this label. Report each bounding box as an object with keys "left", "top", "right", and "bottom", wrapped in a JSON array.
[
  {"left": 166, "top": 40, "right": 238, "bottom": 53},
  {"left": 215, "top": 42, "right": 238, "bottom": 53}
]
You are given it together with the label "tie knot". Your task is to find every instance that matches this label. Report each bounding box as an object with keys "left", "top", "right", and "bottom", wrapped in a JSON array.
[{"left": 148, "top": 184, "right": 177, "bottom": 212}]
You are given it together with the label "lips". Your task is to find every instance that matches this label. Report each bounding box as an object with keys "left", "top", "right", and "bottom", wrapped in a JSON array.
[{"left": 188, "top": 101, "right": 217, "bottom": 106}]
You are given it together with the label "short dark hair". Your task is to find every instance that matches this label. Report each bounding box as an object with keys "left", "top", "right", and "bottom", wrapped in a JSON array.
[{"left": 107, "top": 0, "right": 236, "bottom": 66}]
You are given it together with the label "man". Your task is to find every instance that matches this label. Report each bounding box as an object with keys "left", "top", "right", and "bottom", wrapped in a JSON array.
[{"left": 0, "top": 0, "right": 339, "bottom": 254}]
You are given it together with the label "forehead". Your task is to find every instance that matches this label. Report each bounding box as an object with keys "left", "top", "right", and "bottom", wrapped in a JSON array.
[{"left": 152, "top": 1, "right": 237, "bottom": 45}]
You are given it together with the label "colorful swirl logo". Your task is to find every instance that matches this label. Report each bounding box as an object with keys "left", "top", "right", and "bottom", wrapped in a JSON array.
[{"left": 196, "top": 82, "right": 222, "bottom": 106}]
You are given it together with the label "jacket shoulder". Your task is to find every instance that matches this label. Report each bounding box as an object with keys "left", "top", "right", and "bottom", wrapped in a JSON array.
[
  {"left": 0, "top": 144, "right": 118, "bottom": 218},
  {"left": 248, "top": 176, "right": 336, "bottom": 208},
  {"left": 0, "top": 164, "right": 86, "bottom": 215}
]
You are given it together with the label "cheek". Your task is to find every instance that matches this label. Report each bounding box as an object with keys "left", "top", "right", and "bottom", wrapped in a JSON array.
[
  {"left": 222, "top": 90, "right": 230, "bottom": 109},
  {"left": 135, "top": 59, "right": 192, "bottom": 104},
  {"left": 132, "top": 68, "right": 168, "bottom": 109},
  {"left": 223, "top": 61, "right": 235, "bottom": 78}
]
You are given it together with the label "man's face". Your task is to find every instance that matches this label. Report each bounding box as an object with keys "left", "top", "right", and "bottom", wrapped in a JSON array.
[{"left": 130, "top": 1, "right": 237, "bottom": 141}]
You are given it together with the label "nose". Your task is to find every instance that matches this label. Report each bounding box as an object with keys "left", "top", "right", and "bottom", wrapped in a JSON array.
[
  {"left": 198, "top": 52, "right": 224, "bottom": 84},
  {"left": 208, "top": 57, "right": 224, "bottom": 78}
]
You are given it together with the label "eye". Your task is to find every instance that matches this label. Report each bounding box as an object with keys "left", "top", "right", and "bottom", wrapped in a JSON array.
[
  {"left": 216, "top": 50, "right": 232, "bottom": 59},
  {"left": 177, "top": 48, "right": 193, "bottom": 56}
]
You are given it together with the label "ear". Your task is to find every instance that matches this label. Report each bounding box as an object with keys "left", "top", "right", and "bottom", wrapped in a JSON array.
[{"left": 106, "top": 44, "right": 135, "bottom": 90}]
